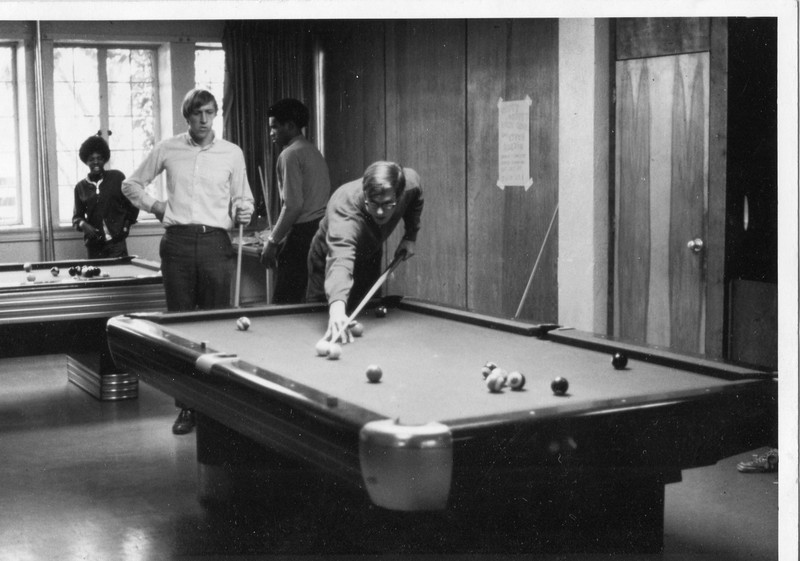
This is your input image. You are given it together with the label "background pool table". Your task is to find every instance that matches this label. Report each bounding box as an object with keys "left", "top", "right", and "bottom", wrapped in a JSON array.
[
  {"left": 0, "top": 255, "right": 166, "bottom": 400},
  {"left": 106, "top": 298, "right": 777, "bottom": 552}
]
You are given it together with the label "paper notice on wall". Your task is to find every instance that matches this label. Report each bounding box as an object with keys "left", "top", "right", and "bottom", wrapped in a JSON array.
[{"left": 497, "top": 96, "right": 533, "bottom": 190}]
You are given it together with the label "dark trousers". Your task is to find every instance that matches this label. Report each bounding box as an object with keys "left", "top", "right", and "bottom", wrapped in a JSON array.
[
  {"left": 160, "top": 225, "right": 234, "bottom": 312},
  {"left": 162, "top": 225, "right": 233, "bottom": 412},
  {"left": 87, "top": 239, "right": 128, "bottom": 259},
  {"left": 272, "top": 218, "right": 321, "bottom": 305}
]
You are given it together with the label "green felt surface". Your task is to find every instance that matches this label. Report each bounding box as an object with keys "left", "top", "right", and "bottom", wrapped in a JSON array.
[{"left": 163, "top": 307, "right": 740, "bottom": 426}]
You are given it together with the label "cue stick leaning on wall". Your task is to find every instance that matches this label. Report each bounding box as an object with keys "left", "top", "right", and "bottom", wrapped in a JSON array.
[{"left": 514, "top": 203, "right": 558, "bottom": 319}]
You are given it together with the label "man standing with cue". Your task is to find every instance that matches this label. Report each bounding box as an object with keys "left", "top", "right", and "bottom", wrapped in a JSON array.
[
  {"left": 259, "top": 98, "right": 331, "bottom": 304},
  {"left": 122, "top": 88, "right": 254, "bottom": 435}
]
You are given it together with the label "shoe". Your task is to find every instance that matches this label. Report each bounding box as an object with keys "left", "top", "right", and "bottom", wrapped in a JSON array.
[
  {"left": 172, "top": 408, "right": 196, "bottom": 435},
  {"left": 737, "top": 448, "right": 778, "bottom": 473}
]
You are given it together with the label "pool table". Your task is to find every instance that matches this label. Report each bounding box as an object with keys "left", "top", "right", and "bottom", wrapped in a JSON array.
[
  {"left": 106, "top": 298, "right": 776, "bottom": 552},
  {"left": 0, "top": 255, "right": 165, "bottom": 400}
]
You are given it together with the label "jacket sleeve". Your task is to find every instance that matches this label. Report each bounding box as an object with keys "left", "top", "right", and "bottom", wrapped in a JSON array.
[{"left": 72, "top": 183, "right": 86, "bottom": 231}]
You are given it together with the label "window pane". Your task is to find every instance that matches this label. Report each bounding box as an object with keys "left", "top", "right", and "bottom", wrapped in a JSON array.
[
  {"left": 105, "top": 49, "right": 130, "bottom": 82},
  {"left": 54, "top": 45, "right": 159, "bottom": 225},
  {"left": 108, "top": 82, "right": 132, "bottom": 116},
  {"left": 0, "top": 48, "right": 12, "bottom": 82},
  {"left": 130, "top": 49, "right": 154, "bottom": 81},
  {"left": 0, "top": 45, "right": 20, "bottom": 227},
  {"left": 0, "top": 82, "right": 14, "bottom": 117},
  {"left": 72, "top": 48, "right": 98, "bottom": 82},
  {"left": 195, "top": 47, "right": 225, "bottom": 137}
]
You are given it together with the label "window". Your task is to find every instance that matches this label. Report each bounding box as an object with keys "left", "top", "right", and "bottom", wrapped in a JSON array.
[
  {"left": 53, "top": 46, "right": 159, "bottom": 224},
  {"left": 0, "top": 44, "right": 21, "bottom": 226},
  {"left": 194, "top": 44, "right": 225, "bottom": 138}
]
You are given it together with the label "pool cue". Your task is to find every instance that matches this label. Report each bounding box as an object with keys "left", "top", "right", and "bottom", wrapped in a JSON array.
[
  {"left": 258, "top": 165, "right": 273, "bottom": 303},
  {"left": 514, "top": 203, "right": 559, "bottom": 319},
  {"left": 233, "top": 178, "right": 249, "bottom": 308},
  {"left": 258, "top": 165, "right": 273, "bottom": 230},
  {"left": 331, "top": 251, "right": 408, "bottom": 344}
]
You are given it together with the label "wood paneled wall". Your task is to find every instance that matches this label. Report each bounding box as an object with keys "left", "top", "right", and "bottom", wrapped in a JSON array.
[
  {"left": 385, "top": 20, "right": 468, "bottom": 308},
  {"left": 321, "top": 19, "right": 560, "bottom": 322},
  {"left": 321, "top": 21, "right": 387, "bottom": 188},
  {"left": 466, "top": 19, "right": 559, "bottom": 321}
]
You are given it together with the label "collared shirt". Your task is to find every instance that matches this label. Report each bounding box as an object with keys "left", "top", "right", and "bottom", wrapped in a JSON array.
[{"left": 122, "top": 132, "right": 254, "bottom": 230}]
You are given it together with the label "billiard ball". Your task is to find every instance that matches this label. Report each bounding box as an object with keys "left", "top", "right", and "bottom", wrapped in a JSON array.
[
  {"left": 23, "top": 262, "right": 32, "bottom": 272},
  {"left": 50, "top": 267, "right": 59, "bottom": 277},
  {"left": 350, "top": 322, "right": 364, "bottom": 337},
  {"left": 68, "top": 266, "right": 78, "bottom": 277},
  {"left": 366, "top": 364, "right": 383, "bottom": 383},
  {"left": 236, "top": 316, "right": 251, "bottom": 331},
  {"left": 551, "top": 377, "right": 569, "bottom": 396},
  {"left": 490, "top": 367, "right": 508, "bottom": 382},
  {"left": 327, "top": 343, "right": 342, "bottom": 360},
  {"left": 375, "top": 306, "right": 388, "bottom": 318},
  {"left": 612, "top": 352, "right": 628, "bottom": 369},
  {"left": 315, "top": 338, "right": 330, "bottom": 356},
  {"left": 507, "top": 371, "right": 526, "bottom": 390},
  {"left": 486, "top": 371, "right": 506, "bottom": 393},
  {"left": 26, "top": 273, "right": 36, "bottom": 282},
  {"left": 481, "top": 361, "right": 498, "bottom": 379}
]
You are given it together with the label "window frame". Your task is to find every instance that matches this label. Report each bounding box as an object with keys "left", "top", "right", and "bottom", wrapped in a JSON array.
[
  {"left": 49, "top": 41, "right": 162, "bottom": 228},
  {"left": 0, "top": 41, "right": 27, "bottom": 229}
]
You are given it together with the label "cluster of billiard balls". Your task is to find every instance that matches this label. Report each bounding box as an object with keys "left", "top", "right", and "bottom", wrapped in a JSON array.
[
  {"left": 482, "top": 352, "right": 629, "bottom": 396},
  {"left": 482, "top": 362, "right": 527, "bottom": 393},
  {"left": 68, "top": 265, "right": 103, "bottom": 278},
  {"left": 314, "top": 321, "right": 364, "bottom": 360}
]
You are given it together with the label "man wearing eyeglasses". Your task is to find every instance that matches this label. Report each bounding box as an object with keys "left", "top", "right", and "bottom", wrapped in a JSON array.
[{"left": 306, "top": 161, "right": 423, "bottom": 343}]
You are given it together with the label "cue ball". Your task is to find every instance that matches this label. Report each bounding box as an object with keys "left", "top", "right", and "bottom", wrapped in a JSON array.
[
  {"left": 50, "top": 267, "right": 59, "bottom": 277},
  {"left": 612, "top": 352, "right": 628, "bottom": 369},
  {"left": 26, "top": 273, "right": 36, "bottom": 282},
  {"left": 551, "top": 376, "right": 569, "bottom": 396},
  {"left": 23, "top": 262, "right": 32, "bottom": 272},
  {"left": 486, "top": 371, "right": 506, "bottom": 393},
  {"left": 236, "top": 316, "right": 251, "bottom": 331},
  {"left": 327, "top": 343, "right": 342, "bottom": 360},
  {"left": 315, "top": 338, "right": 330, "bottom": 356},
  {"left": 350, "top": 322, "right": 364, "bottom": 337},
  {"left": 366, "top": 364, "right": 383, "bottom": 383},
  {"left": 507, "top": 371, "right": 526, "bottom": 390},
  {"left": 375, "top": 306, "right": 388, "bottom": 318}
]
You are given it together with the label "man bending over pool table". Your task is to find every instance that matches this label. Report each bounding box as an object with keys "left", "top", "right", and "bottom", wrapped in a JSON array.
[{"left": 306, "top": 161, "right": 423, "bottom": 343}]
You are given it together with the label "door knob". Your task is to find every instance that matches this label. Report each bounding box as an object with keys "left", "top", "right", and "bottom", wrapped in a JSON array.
[{"left": 687, "top": 238, "right": 704, "bottom": 253}]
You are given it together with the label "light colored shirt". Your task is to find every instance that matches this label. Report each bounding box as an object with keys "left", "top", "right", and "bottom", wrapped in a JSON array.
[
  {"left": 269, "top": 135, "right": 330, "bottom": 243},
  {"left": 122, "top": 132, "right": 254, "bottom": 230}
]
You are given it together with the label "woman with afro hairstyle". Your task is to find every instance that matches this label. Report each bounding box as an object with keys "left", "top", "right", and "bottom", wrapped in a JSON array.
[{"left": 72, "top": 134, "right": 139, "bottom": 258}]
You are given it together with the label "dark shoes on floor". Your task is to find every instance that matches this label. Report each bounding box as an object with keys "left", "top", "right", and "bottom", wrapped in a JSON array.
[
  {"left": 172, "top": 408, "right": 196, "bottom": 435},
  {"left": 737, "top": 448, "right": 778, "bottom": 473}
]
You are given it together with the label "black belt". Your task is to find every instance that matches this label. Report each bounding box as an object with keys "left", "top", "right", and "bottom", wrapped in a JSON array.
[{"left": 166, "top": 224, "right": 224, "bottom": 234}]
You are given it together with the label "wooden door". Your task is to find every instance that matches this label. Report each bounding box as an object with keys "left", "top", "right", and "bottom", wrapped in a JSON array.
[{"left": 614, "top": 52, "right": 710, "bottom": 354}]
